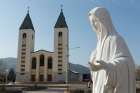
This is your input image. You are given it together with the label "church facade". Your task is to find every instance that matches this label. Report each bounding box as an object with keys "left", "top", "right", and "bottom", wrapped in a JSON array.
[{"left": 16, "top": 9, "right": 69, "bottom": 83}]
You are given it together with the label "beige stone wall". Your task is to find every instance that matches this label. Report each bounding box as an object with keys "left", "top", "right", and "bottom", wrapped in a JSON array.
[
  {"left": 31, "top": 51, "right": 54, "bottom": 82},
  {"left": 16, "top": 29, "right": 35, "bottom": 82},
  {"left": 54, "top": 27, "right": 69, "bottom": 82}
]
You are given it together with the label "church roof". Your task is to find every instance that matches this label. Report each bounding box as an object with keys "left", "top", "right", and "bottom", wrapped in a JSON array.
[
  {"left": 20, "top": 12, "right": 34, "bottom": 30},
  {"left": 32, "top": 50, "right": 54, "bottom": 53},
  {"left": 54, "top": 9, "right": 68, "bottom": 28}
]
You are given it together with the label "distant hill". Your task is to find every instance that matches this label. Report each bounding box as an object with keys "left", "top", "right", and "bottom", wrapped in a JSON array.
[
  {"left": 0, "top": 57, "right": 90, "bottom": 74},
  {"left": 0, "top": 57, "right": 16, "bottom": 71},
  {"left": 70, "top": 63, "right": 90, "bottom": 74}
]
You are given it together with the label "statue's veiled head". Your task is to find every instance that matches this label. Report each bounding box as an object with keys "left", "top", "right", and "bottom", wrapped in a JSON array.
[{"left": 88, "top": 7, "right": 115, "bottom": 38}]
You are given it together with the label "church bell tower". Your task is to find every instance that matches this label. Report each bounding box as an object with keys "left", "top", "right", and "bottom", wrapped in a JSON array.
[
  {"left": 16, "top": 11, "right": 35, "bottom": 82},
  {"left": 54, "top": 8, "right": 69, "bottom": 82}
]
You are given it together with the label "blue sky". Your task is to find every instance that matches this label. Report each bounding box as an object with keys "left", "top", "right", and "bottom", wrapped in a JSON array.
[{"left": 0, "top": 0, "right": 140, "bottom": 66}]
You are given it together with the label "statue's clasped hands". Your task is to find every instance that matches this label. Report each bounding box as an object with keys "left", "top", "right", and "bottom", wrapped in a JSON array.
[{"left": 88, "top": 60, "right": 106, "bottom": 71}]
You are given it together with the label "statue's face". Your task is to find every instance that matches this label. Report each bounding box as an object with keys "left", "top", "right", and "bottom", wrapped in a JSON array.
[{"left": 89, "top": 14, "right": 100, "bottom": 34}]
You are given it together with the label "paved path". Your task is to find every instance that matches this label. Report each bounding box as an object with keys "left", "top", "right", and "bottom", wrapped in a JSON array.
[
  {"left": 0, "top": 83, "right": 90, "bottom": 93},
  {"left": 23, "top": 88, "right": 66, "bottom": 93}
]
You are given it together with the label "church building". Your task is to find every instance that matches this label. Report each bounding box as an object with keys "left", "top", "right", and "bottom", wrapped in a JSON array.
[{"left": 16, "top": 8, "right": 69, "bottom": 83}]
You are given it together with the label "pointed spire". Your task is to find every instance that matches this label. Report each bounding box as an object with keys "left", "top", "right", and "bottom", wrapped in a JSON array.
[
  {"left": 54, "top": 5, "right": 68, "bottom": 28},
  {"left": 20, "top": 8, "right": 34, "bottom": 30}
]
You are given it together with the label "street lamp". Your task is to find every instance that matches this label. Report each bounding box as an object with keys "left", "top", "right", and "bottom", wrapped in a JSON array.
[
  {"left": 66, "top": 46, "right": 80, "bottom": 92},
  {"left": 69, "top": 47, "right": 80, "bottom": 50}
]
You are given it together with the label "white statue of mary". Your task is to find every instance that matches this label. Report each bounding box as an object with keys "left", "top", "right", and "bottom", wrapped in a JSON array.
[{"left": 88, "top": 7, "right": 136, "bottom": 93}]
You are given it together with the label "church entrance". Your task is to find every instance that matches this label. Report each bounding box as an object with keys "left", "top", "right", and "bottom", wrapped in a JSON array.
[
  {"left": 39, "top": 74, "right": 44, "bottom": 81},
  {"left": 31, "top": 74, "right": 36, "bottom": 81},
  {"left": 47, "top": 74, "right": 52, "bottom": 81}
]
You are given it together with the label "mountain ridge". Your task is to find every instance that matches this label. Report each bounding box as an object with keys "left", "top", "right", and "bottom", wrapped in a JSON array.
[{"left": 0, "top": 57, "right": 90, "bottom": 74}]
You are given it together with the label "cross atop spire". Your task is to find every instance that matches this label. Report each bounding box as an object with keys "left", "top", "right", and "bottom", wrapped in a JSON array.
[
  {"left": 60, "top": 4, "right": 63, "bottom": 12},
  {"left": 27, "top": 6, "right": 30, "bottom": 14}
]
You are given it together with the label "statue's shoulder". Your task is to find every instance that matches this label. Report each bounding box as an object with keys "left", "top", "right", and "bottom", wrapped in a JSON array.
[{"left": 109, "top": 33, "right": 124, "bottom": 43}]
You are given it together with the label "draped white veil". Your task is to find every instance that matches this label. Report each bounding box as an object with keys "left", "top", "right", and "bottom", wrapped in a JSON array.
[{"left": 89, "top": 7, "right": 117, "bottom": 61}]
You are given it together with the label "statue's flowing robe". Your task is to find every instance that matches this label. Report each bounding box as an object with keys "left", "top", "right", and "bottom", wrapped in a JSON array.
[{"left": 89, "top": 7, "right": 136, "bottom": 93}]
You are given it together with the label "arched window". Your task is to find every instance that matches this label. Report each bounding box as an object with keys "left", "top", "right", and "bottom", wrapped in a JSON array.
[
  {"left": 58, "top": 32, "right": 62, "bottom": 37},
  {"left": 48, "top": 57, "right": 52, "bottom": 69},
  {"left": 40, "top": 54, "right": 44, "bottom": 66},
  {"left": 22, "top": 33, "right": 27, "bottom": 39},
  {"left": 32, "top": 57, "right": 36, "bottom": 69}
]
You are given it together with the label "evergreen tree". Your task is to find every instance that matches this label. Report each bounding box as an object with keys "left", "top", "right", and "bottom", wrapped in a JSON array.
[{"left": 7, "top": 68, "right": 16, "bottom": 82}]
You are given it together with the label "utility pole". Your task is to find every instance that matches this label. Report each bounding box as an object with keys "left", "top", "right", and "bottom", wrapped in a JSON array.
[{"left": 65, "top": 46, "right": 80, "bottom": 93}]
